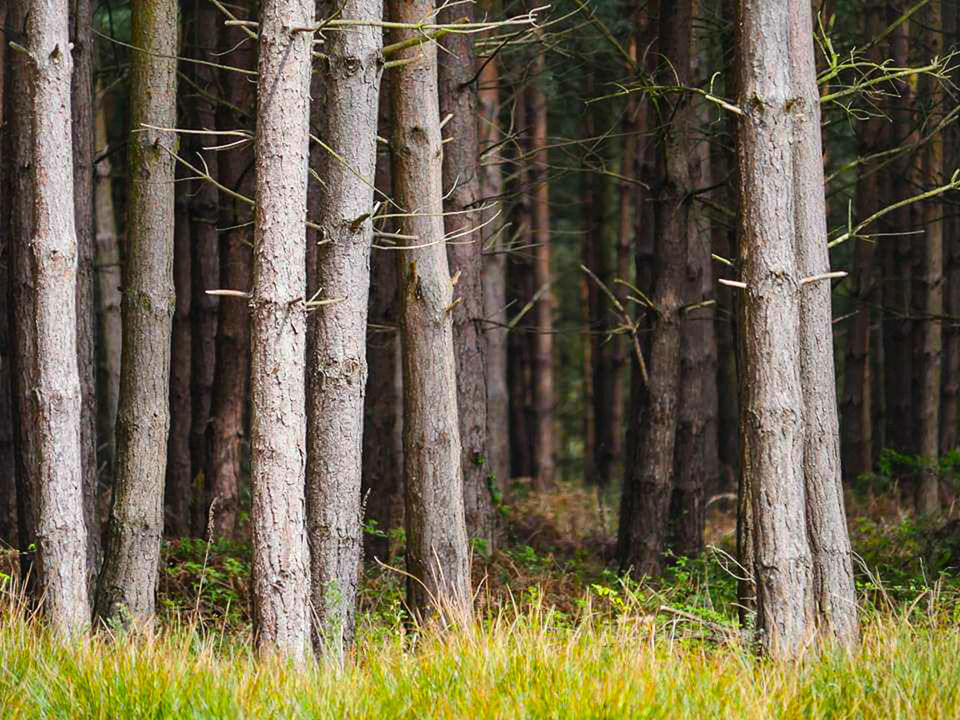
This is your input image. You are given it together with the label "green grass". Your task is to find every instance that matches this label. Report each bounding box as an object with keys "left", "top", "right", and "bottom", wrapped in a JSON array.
[{"left": 1, "top": 600, "right": 959, "bottom": 719}]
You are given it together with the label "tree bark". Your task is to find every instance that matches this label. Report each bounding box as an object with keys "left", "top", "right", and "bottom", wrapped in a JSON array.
[
  {"left": 479, "top": 56, "right": 510, "bottom": 501},
  {"left": 306, "top": 0, "right": 382, "bottom": 653},
  {"left": 387, "top": 0, "right": 471, "bottom": 618},
  {"left": 788, "top": 0, "right": 858, "bottom": 646},
  {"left": 943, "top": 0, "right": 960, "bottom": 456},
  {"left": 70, "top": 0, "right": 101, "bottom": 592},
  {"left": 527, "top": 48, "right": 555, "bottom": 490},
  {"left": 248, "top": 0, "right": 314, "bottom": 660},
  {"left": 617, "top": 0, "right": 691, "bottom": 577},
  {"left": 915, "top": 0, "right": 943, "bottom": 515},
  {"left": 95, "top": 0, "right": 178, "bottom": 628},
  {"left": 189, "top": 1, "right": 221, "bottom": 533},
  {"left": 208, "top": 10, "right": 255, "bottom": 540},
  {"left": 736, "top": 0, "right": 815, "bottom": 658},
  {"left": 27, "top": 0, "right": 93, "bottom": 633},
  {"left": 438, "top": 0, "right": 494, "bottom": 548}
]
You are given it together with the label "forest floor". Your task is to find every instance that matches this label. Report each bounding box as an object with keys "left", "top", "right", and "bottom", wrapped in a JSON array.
[{"left": 1, "top": 481, "right": 960, "bottom": 718}]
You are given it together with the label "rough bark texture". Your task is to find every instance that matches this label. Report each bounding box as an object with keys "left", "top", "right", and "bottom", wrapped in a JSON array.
[
  {"left": 27, "top": 0, "right": 93, "bottom": 633},
  {"left": 306, "top": 0, "right": 382, "bottom": 653},
  {"left": 479, "top": 57, "right": 510, "bottom": 500},
  {"left": 361, "top": 79, "right": 403, "bottom": 565},
  {"left": 438, "top": 1, "right": 494, "bottom": 548},
  {"left": 189, "top": 2, "right": 221, "bottom": 531},
  {"left": 788, "top": 0, "right": 859, "bottom": 646},
  {"left": 915, "top": 0, "right": 943, "bottom": 515},
  {"left": 248, "top": 0, "right": 314, "bottom": 660},
  {"left": 70, "top": 0, "right": 101, "bottom": 592},
  {"left": 93, "top": 86, "right": 122, "bottom": 494},
  {"left": 736, "top": 0, "right": 815, "bottom": 658},
  {"left": 95, "top": 0, "right": 178, "bottom": 628},
  {"left": 617, "top": 0, "right": 691, "bottom": 577},
  {"left": 388, "top": 0, "right": 471, "bottom": 618},
  {"left": 528, "top": 49, "right": 555, "bottom": 491},
  {"left": 208, "top": 13, "right": 255, "bottom": 540}
]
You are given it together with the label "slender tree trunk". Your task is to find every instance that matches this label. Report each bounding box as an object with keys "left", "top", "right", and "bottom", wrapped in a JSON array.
[
  {"left": 528, "top": 48, "right": 555, "bottom": 490},
  {"left": 189, "top": 2, "right": 221, "bottom": 532},
  {"left": 166, "top": 164, "right": 193, "bottom": 537},
  {"left": 8, "top": 0, "right": 38, "bottom": 586},
  {"left": 617, "top": 0, "right": 691, "bottom": 577},
  {"left": 479, "top": 56, "right": 510, "bottom": 499},
  {"left": 789, "top": 0, "right": 859, "bottom": 646},
  {"left": 248, "top": 0, "right": 314, "bottom": 660},
  {"left": 943, "top": 0, "right": 960, "bottom": 455},
  {"left": 95, "top": 0, "right": 178, "bottom": 628},
  {"left": 26, "top": 0, "right": 92, "bottom": 633},
  {"left": 70, "top": 0, "right": 100, "bottom": 592},
  {"left": 915, "top": 0, "right": 944, "bottom": 515},
  {"left": 388, "top": 0, "right": 471, "bottom": 617},
  {"left": 737, "top": 0, "right": 815, "bottom": 658},
  {"left": 361, "top": 78, "right": 403, "bottom": 565},
  {"left": 208, "top": 12, "right": 255, "bottom": 540},
  {"left": 306, "top": 0, "right": 382, "bottom": 653},
  {"left": 93, "top": 85, "right": 122, "bottom": 496},
  {"left": 438, "top": 2, "right": 494, "bottom": 546}
]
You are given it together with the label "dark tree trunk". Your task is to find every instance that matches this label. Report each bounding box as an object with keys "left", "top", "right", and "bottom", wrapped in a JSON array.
[{"left": 96, "top": 0, "right": 178, "bottom": 628}]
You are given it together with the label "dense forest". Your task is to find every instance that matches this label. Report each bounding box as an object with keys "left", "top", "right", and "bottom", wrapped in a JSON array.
[{"left": 3, "top": 0, "right": 960, "bottom": 715}]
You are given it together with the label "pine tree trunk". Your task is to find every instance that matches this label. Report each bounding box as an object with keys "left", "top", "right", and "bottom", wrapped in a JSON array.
[
  {"left": 361, "top": 78, "right": 403, "bottom": 565},
  {"left": 306, "top": 0, "right": 382, "bottom": 653},
  {"left": 916, "top": 0, "right": 944, "bottom": 515},
  {"left": 736, "top": 0, "right": 815, "bottom": 658},
  {"left": 943, "top": 0, "right": 960, "bottom": 456},
  {"left": 95, "top": 0, "right": 178, "bottom": 628},
  {"left": 617, "top": 0, "right": 691, "bottom": 577},
  {"left": 27, "top": 0, "right": 92, "bottom": 633},
  {"left": 189, "top": 2, "right": 221, "bottom": 531},
  {"left": 479, "top": 56, "right": 510, "bottom": 500},
  {"left": 70, "top": 0, "right": 101, "bottom": 592},
  {"left": 208, "top": 12, "right": 255, "bottom": 540},
  {"left": 789, "top": 0, "right": 858, "bottom": 646},
  {"left": 438, "top": 2, "right": 494, "bottom": 546},
  {"left": 388, "top": 0, "right": 471, "bottom": 617},
  {"left": 528, "top": 49, "right": 555, "bottom": 490},
  {"left": 248, "top": 0, "right": 314, "bottom": 660}
]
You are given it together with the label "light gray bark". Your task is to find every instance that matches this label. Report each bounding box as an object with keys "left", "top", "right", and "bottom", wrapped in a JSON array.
[
  {"left": 387, "top": 0, "right": 471, "bottom": 618},
  {"left": 249, "top": 0, "right": 313, "bottom": 660},
  {"left": 479, "top": 57, "right": 510, "bottom": 500},
  {"left": 306, "top": 0, "right": 382, "bottom": 654},
  {"left": 788, "top": 0, "right": 858, "bottom": 646},
  {"left": 736, "top": 0, "right": 815, "bottom": 658},
  {"left": 438, "top": 1, "right": 494, "bottom": 547},
  {"left": 27, "top": 0, "right": 92, "bottom": 634},
  {"left": 95, "top": 0, "right": 178, "bottom": 628}
]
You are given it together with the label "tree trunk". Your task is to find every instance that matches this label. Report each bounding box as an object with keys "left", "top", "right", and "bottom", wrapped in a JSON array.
[
  {"left": 70, "top": 0, "right": 101, "bottom": 593},
  {"left": 166, "top": 164, "right": 193, "bottom": 538},
  {"left": 438, "top": 1, "right": 494, "bottom": 547},
  {"left": 362, "top": 77, "right": 403, "bottom": 565},
  {"left": 189, "top": 1, "right": 221, "bottom": 532},
  {"left": 736, "top": 0, "right": 815, "bottom": 658},
  {"left": 528, "top": 48, "right": 555, "bottom": 490},
  {"left": 306, "top": 0, "right": 382, "bottom": 653},
  {"left": 388, "top": 0, "right": 471, "bottom": 618},
  {"left": 248, "top": 0, "right": 314, "bottom": 660},
  {"left": 788, "top": 0, "right": 859, "bottom": 646},
  {"left": 617, "top": 0, "right": 691, "bottom": 577},
  {"left": 943, "top": 0, "right": 960, "bottom": 456},
  {"left": 26, "top": 0, "right": 92, "bottom": 633},
  {"left": 915, "top": 0, "right": 944, "bottom": 515},
  {"left": 479, "top": 56, "right": 510, "bottom": 500},
  {"left": 208, "top": 11, "right": 255, "bottom": 540},
  {"left": 93, "top": 84, "right": 122, "bottom": 498},
  {"left": 95, "top": 0, "right": 178, "bottom": 628}
]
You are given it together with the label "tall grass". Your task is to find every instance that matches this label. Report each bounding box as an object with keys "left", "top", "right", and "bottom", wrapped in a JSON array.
[{"left": 1, "top": 598, "right": 958, "bottom": 719}]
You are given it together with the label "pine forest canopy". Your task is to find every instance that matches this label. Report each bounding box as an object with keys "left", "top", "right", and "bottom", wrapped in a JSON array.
[{"left": 0, "top": 0, "right": 958, "bottom": 668}]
